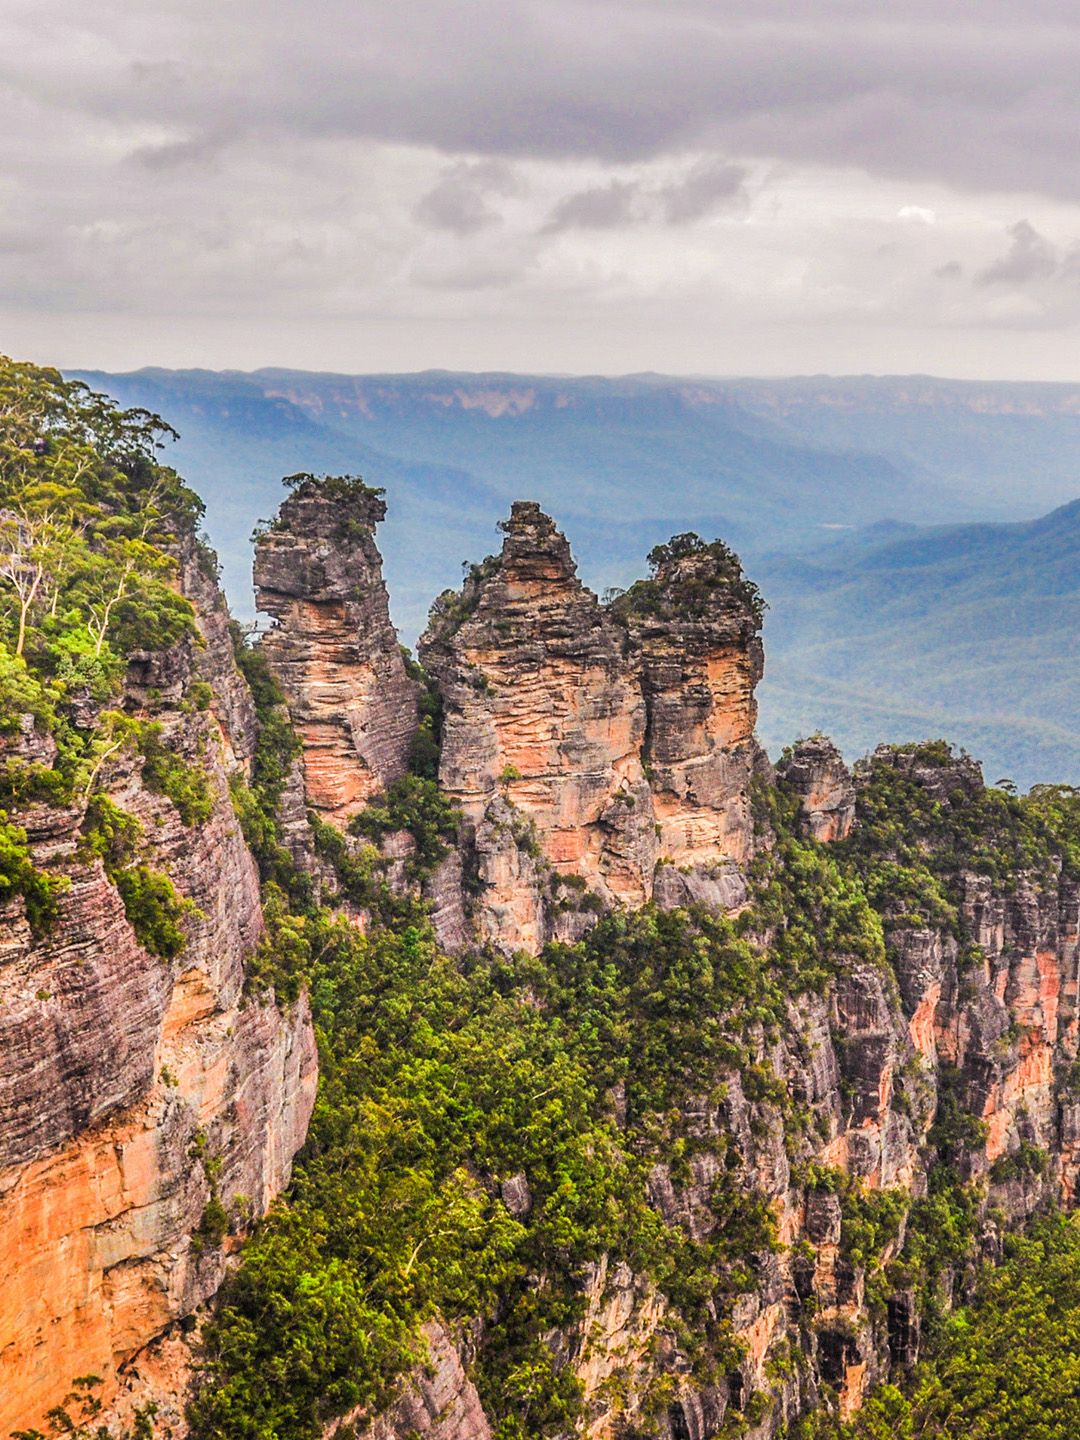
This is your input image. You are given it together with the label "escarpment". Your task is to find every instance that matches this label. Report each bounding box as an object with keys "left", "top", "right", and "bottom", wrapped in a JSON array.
[
  {"left": 238, "top": 476, "right": 1080, "bottom": 1439},
  {"left": 0, "top": 536, "right": 317, "bottom": 1436},
  {"left": 9, "top": 412, "right": 1080, "bottom": 1440},
  {"left": 253, "top": 476, "right": 418, "bottom": 824}
]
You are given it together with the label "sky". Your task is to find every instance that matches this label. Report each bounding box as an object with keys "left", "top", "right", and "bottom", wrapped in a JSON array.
[{"left": 5, "top": 0, "right": 1080, "bottom": 377}]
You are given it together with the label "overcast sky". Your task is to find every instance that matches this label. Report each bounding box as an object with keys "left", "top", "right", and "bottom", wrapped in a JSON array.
[{"left": 5, "top": 0, "right": 1080, "bottom": 377}]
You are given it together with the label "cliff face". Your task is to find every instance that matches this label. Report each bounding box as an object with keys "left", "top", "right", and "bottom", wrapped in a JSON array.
[
  {"left": 201, "top": 485, "right": 1080, "bottom": 1440},
  {"left": 0, "top": 547, "right": 317, "bottom": 1437},
  {"left": 550, "top": 741, "right": 1080, "bottom": 1438},
  {"left": 419, "top": 504, "right": 767, "bottom": 950},
  {"left": 253, "top": 479, "right": 417, "bottom": 824}
]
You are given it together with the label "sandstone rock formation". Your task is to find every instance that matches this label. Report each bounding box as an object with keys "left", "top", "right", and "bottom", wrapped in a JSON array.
[
  {"left": 419, "top": 503, "right": 768, "bottom": 950},
  {"left": 536, "top": 741, "right": 1080, "bottom": 1433},
  {"left": 776, "top": 733, "right": 856, "bottom": 842},
  {"left": 0, "top": 550, "right": 317, "bottom": 1436},
  {"left": 9, "top": 472, "right": 1080, "bottom": 1440},
  {"left": 420, "top": 502, "right": 657, "bottom": 949},
  {"left": 332, "top": 1323, "right": 491, "bottom": 1440},
  {"left": 254, "top": 477, "right": 417, "bottom": 823}
]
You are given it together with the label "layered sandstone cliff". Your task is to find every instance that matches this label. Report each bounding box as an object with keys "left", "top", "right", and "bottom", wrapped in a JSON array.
[
  {"left": 253, "top": 477, "right": 417, "bottom": 823},
  {"left": 11, "top": 470, "right": 1079, "bottom": 1440},
  {"left": 232, "top": 487, "right": 1080, "bottom": 1438},
  {"left": 0, "top": 546, "right": 317, "bottom": 1436},
  {"left": 551, "top": 740, "right": 1080, "bottom": 1436},
  {"left": 419, "top": 502, "right": 658, "bottom": 950}
]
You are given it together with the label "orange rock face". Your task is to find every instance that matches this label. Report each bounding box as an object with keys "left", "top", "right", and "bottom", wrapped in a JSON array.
[{"left": 0, "top": 554, "right": 317, "bottom": 1436}]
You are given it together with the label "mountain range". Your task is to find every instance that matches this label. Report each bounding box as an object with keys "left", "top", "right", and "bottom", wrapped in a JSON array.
[{"left": 71, "top": 366, "right": 1080, "bottom": 789}]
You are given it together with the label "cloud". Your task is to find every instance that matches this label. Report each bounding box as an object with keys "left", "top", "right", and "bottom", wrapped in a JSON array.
[
  {"left": 977, "top": 219, "right": 1059, "bottom": 285},
  {"left": 8, "top": 0, "right": 1080, "bottom": 199},
  {"left": 542, "top": 179, "right": 641, "bottom": 232},
  {"left": 657, "top": 159, "right": 747, "bottom": 223},
  {"left": 413, "top": 159, "right": 520, "bottom": 234},
  {"left": 7, "top": 0, "right": 1080, "bottom": 374},
  {"left": 543, "top": 158, "right": 747, "bottom": 232}
]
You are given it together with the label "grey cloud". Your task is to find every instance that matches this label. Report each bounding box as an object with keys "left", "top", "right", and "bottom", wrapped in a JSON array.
[
  {"left": 10, "top": 1, "right": 1080, "bottom": 201},
  {"left": 9, "top": 0, "right": 1080, "bottom": 375},
  {"left": 978, "top": 220, "right": 1061, "bottom": 285},
  {"left": 936, "top": 260, "right": 963, "bottom": 280},
  {"left": 542, "top": 180, "right": 641, "bottom": 232},
  {"left": 657, "top": 159, "right": 747, "bottom": 223},
  {"left": 413, "top": 160, "right": 520, "bottom": 234},
  {"left": 543, "top": 159, "right": 747, "bottom": 232}
]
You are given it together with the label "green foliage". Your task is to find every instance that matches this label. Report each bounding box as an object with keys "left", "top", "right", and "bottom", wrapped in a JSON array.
[
  {"left": 196, "top": 1196, "right": 230, "bottom": 1251},
  {"left": 401, "top": 648, "right": 443, "bottom": 779},
  {"left": 280, "top": 472, "right": 384, "bottom": 506},
  {"left": 841, "top": 742, "right": 1076, "bottom": 914},
  {"left": 139, "top": 723, "right": 214, "bottom": 826},
  {"left": 747, "top": 780, "right": 887, "bottom": 991},
  {"left": 839, "top": 1184, "right": 908, "bottom": 1271},
  {"left": 425, "top": 553, "right": 502, "bottom": 642},
  {"left": 113, "top": 867, "right": 193, "bottom": 960},
  {"left": 0, "top": 810, "right": 67, "bottom": 933},
  {"left": 0, "top": 354, "right": 214, "bottom": 947},
  {"left": 226, "top": 625, "right": 312, "bottom": 919},
  {"left": 349, "top": 774, "right": 461, "bottom": 880},
  {"left": 190, "top": 887, "right": 807, "bottom": 1438},
  {"left": 0, "top": 355, "right": 199, "bottom": 681},
  {"left": 808, "top": 1215, "right": 1080, "bottom": 1440},
  {"left": 927, "top": 1065, "right": 990, "bottom": 1164},
  {"left": 989, "top": 1140, "right": 1049, "bottom": 1185},
  {"left": 11, "top": 1374, "right": 162, "bottom": 1440},
  {"left": 190, "top": 746, "right": 944, "bottom": 1440},
  {"left": 80, "top": 794, "right": 194, "bottom": 958},
  {"left": 609, "top": 531, "right": 767, "bottom": 628}
]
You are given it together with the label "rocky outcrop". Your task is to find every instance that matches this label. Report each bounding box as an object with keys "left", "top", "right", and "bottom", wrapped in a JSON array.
[
  {"left": 420, "top": 503, "right": 658, "bottom": 949},
  {"left": 622, "top": 534, "right": 765, "bottom": 871},
  {"left": 552, "top": 741, "right": 1080, "bottom": 1435},
  {"left": 0, "top": 554, "right": 317, "bottom": 1436},
  {"left": 419, "top": 504, "right": 767, "bottom": 951},
  {"left": 777, "top": 734, "right": 856, "bottom": 842},
  {"left": 13, "top": 468, "right": 1079, "bottom": 1440},
  {"left": 254, "top": 478, "right": 417, "bottom": 823}
]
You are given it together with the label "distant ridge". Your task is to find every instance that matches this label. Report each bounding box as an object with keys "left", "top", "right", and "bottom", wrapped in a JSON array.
[{"left": 73, "top": 366, "right": 1080, "bottom": 789}]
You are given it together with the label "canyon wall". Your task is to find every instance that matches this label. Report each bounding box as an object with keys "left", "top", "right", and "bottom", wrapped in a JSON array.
[
  {"left": 558, "top": 740, "right": 1080, "bottom": 1437},
  {"left": 0, "top": 542, "right": 317, "bottom": 1436},
  {"left": 8, "top": 473, "right": 1080, "bottom": 1440},
  {"left": 248, "top": 488, "right": 1080, "bottom": 1438}
]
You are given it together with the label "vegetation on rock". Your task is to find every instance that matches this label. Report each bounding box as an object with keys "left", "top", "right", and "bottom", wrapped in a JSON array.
[{"left": 0, "top": 355, "right": 209, "bottom": 943}]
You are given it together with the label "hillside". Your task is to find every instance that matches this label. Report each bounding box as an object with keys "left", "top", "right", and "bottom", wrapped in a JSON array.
[{"left": 757, "top": 499, "right": 1080, "bottom": 789}]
